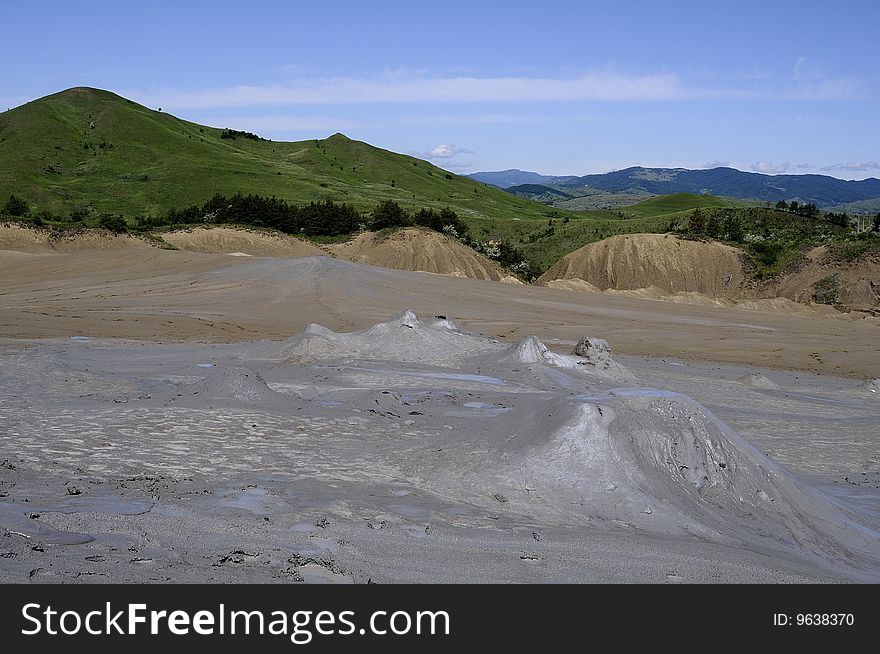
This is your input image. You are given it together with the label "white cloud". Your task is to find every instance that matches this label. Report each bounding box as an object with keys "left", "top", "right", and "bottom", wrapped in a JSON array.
[
  {"left": 122, "top": 71, "right": 690, "bottom": 110},
  {"left": 115, "top": 64, "right": 864, "bottom": 113},
  {"left": 410, "top": 144, "right": 474, "bottom": 160},
  {"left": 750, "top": 161, "right": 792, "bottom": 174},
  {"left": 820, "top": 161, "right": 880, "bottom": 172},
  {"left": 702, "top": 160, "right": 730, "bottom": 169},
  {"left": 748, "top": 161, "right": 876, "bottom": 176},
  {"left": 430, "top": 144, "right": 469, "bottom": 158}
]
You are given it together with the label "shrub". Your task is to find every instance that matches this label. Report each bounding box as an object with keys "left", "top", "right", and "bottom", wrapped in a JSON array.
[
  {"left": 3, "top": 194, "right": 29, "bottom": 217},
  {"left": 688, "top": 208, "right": 706, "bottom": 234},
  {"left": 98, "top": 215, "right": 128, "bottom": 233},
  {"left": 370, "top": 199, "right": 410, "bottom": 230}
]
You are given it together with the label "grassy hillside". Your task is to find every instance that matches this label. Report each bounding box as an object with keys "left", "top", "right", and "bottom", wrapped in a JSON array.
[
  {"left": 463, "top": 209, "right": 672, "bottom": 274},
  {"left": 0, "top": 87, "right": 571, "bottom": 222},
  {"left": 666, "top": 205, "right": 879, "bottom": 279},
  {"left": 474, "top": 194, "right": 877, "bottom": 278},
  {"left": 622, "top": 193, "right": 741, "bottom": 217}
]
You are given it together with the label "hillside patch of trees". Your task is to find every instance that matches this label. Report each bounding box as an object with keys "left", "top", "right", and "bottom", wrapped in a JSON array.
[
  {"left": 145, "top": 194, "right": 360, "bottom": 236},
  {"left": 369, "top": 200, "right": 469, "bottom": 238},
  {"left": 220, "top": 129, "right": 266, "bottom": 142}
]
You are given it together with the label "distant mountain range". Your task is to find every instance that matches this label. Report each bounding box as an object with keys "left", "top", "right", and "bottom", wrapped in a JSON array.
[{"left": 467, "top": 167, "right": 880, "bottom": 209}]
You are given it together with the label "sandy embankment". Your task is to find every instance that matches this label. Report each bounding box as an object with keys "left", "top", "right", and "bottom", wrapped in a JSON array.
[
  {"left": 537, "top": 234, "right": 746, "bottom": 296},
  {"left": 0, "top": 222, "right": 152, "bottom": 253},
  {"left": 154, "top": 225, "right": 518, "bottom": 281},
  {"left": 328, "top": 228, "right": 520, "bottom": 283},
  {"left": 158, "top": 226, "right": 327, "bottom": 257},
  {"left": 538, "top": 233, "right": 880, "bottom": 316}
]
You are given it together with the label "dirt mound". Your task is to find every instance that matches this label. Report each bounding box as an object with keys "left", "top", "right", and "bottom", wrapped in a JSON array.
[
  {"left": 0, "top": 223, "right": 150, "bottom": 253},
  {"left": 572, "top": 336, "right": 633, "bottom": 378},
  {"left": 758, "top": 247, "right": 880, "bottom": 312},
  {"left": 431, "top": 389, "right": 879, "bottom": 570},
  {"left": 330, "top": 228, "right": 511, "bottom": 281},
  {"left": 738, "top": 373, "right": 780, "bottom": 389},
  {"left": 537, "top": 234, "right": 745, "bottom": 296},
  {"left": 159, "top": 227, "right": 326, "bottom": 257},
  {"left": 166, "top": 365, "right": 283, "bottom": 408},
  {"left": 545, "top": 278, "right": 601, "bottom": 293},
  {"left": 282, "top": 310, "right": 505, "bottom": 367},
  {"left": 499, "top": 335, "right": 634, "bottom": 381}
]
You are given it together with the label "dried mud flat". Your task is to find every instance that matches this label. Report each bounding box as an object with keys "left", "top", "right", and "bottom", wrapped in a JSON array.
[
  {"left": 0, "top": 249, "right": 878, "bottom": 583},
  {"left": 0, "top": 309, "right": 878, "bottom": 583}
]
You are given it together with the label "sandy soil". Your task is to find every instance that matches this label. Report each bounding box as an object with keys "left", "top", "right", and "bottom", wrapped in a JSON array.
[
  {"left": 537, "top": 234, "right": 746, "bottom": 296},
  {"left": 158, "top": 226, "right": 327, "bottom": 257},
  {"left": 329, "top": 228, "right": 514, "bottom": 282},
  {"left": 0, "top": 222, "right": 153, "bottom": 253}
]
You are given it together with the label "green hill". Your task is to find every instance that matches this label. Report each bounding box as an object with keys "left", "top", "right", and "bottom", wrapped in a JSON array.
[
  {"left": 0, "top": 87, "right": 567, "bottom": 222},
  {"left": 623, "top": 193, "right": 740, "bottom": 217}
]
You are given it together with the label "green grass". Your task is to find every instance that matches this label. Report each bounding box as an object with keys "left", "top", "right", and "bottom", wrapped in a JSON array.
[
  {"left": 0, "top": 87, "right": 578, "bottom": 223},
  {"left": 622, "top": 193, "right": 742, "bottom": 217},
  {"left": 825, "top": 235, "right": 880, "bottom": 263},
  {"left": 461, "top": 210, "right": 671, "bottom": 275}
]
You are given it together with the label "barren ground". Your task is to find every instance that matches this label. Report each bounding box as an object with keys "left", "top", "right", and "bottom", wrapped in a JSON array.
[{"left": 0, "top": 245, "right": 878, "bottom": 583}]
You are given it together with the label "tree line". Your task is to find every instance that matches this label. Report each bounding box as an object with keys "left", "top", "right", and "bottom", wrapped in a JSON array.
[
  {"left": 774, "top": 200, "right": 820, "bottom": 219},
  {"left": 0, "top": 192, "right": 475, "bottom": 242},
  {"left": 131, "top": 194, "right": 470, "bottom": 239}
]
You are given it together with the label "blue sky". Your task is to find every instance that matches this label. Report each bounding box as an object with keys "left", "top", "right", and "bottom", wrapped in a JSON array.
[{"left": 2, "top": 1, "right": 877, "bottom": 178}]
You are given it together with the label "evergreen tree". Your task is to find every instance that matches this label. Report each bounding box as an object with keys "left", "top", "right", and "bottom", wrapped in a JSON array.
[
  {"left": 723, "top": 214, "right": 743, "bottom": 241},
  {"left": 705, "top": 213, "right": 721, "bottom": 238},
  {"left": 3, "top": 194, "right": 29, "bottom": 217},
  {"left": 370, "top": 199, "right": 409, "bottom": 230},
  {"left": 688, "top": 208, "right": 706, "bottom": 233}
]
